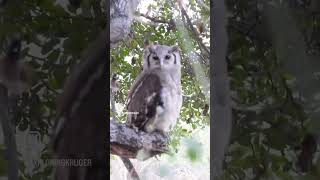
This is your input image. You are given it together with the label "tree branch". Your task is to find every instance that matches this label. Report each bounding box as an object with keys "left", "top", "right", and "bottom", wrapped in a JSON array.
[
  {"left": 52, "top": 29, "right": 108, "bottom": 180},
  {"left": 135, "top": 13, "right": 176, "bottom": 34},
  {"left": 138, "top": 13, "right": 170, "bottom": 24},
  {"left": 120, "top": 157, "right": 140, "bottom": 180},
  {"left": 177, "top": 3, "right": 210, "bottom": 59},
  {"left": 110, "top": 120, "right": 169, "bottom": 158},
  {"left": 138, "top": 7, "right": 210, "bottom": 66}
]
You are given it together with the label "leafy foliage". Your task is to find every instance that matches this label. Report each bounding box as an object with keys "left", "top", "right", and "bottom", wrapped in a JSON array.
[{"left": 224, "top": 0, "right": 320, "bottom": 179}]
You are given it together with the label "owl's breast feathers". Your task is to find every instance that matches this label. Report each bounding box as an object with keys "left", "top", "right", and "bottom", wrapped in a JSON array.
[{"left": 126, "top": 69, "right": 182, "bottom": 132}]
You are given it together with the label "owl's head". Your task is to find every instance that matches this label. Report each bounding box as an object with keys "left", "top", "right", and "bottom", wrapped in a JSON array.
[{"left": 143, "top": 44, "right": 181, "bottom": 71}]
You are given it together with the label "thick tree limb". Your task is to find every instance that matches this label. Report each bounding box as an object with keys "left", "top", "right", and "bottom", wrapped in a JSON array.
[{"left": 110, "top": 120, "right": 169, "bottom": 158}]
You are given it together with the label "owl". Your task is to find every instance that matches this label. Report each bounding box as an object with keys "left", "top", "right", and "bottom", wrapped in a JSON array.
[{"left": 126, "top": 44, "right": 183, "bottom": 134}]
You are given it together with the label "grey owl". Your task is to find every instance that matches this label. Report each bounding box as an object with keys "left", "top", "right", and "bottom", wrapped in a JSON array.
[{"left": 126, "top": 44, "right": 183, "bottom": 134}]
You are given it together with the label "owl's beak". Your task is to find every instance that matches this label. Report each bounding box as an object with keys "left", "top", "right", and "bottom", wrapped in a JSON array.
[{"left": 159, "top": 61, "right": 163, "bottom": 68}]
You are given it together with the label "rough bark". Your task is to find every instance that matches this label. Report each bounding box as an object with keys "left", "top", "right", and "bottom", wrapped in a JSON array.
[{"left": 110, "top": 120, "right": 169, "bottom": 158}]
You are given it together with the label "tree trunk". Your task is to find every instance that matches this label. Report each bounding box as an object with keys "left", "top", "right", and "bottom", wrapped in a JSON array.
[{"left": 211, "top": 0, "right": 232, "bottom": 179}]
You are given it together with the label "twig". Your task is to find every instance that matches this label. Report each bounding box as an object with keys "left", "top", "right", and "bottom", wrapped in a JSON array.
[
  {"left": 120, "top": 157, "right": 140, "bottom": 180},
  {"left": 177, "top": 4, "right": 210, "bottom": 59},
  {"left": 138, "top": 13, "right": 169, "bottom": 24},
  {"left": 138, "top": 11, "right": 210, "bottom": 65},
  {"left": 136, "top": 13, "right": 176, "bottom": 33}
]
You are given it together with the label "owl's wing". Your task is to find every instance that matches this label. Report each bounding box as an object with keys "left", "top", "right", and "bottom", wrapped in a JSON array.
[
  {"left": 126, "top": 72, "right": 163, "bottom": 130},
  {"left": 126, "top": 72, "right": 146, "bottom": 105}
]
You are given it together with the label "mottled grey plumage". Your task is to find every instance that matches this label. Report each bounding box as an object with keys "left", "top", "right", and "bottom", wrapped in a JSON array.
[{"left": 126, "top": 44, "right": 182, "bottom": 134}]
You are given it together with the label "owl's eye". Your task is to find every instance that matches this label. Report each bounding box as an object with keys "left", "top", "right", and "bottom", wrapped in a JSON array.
[
  {"left": 153, "top": 56, "right": 159, "bottom": 60},
  {"left": 165, "top": 55, "right": 171, "bottom": 60}
]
